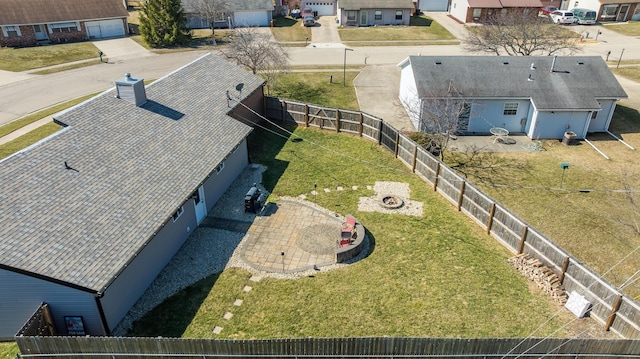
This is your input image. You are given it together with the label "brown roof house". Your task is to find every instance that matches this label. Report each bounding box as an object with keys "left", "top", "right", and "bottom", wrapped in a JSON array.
[
  {"left": 0, "top": 53, "right": 265, "bottom": 339},
  {"left": 337, "top": 0, "right": 414, "bottom": 26},
  {"left": 450, "top": 0, "right": 543, "bottom": 23},
  {"left": 0, "top": 0, "right": 129, "bottom": 47}
]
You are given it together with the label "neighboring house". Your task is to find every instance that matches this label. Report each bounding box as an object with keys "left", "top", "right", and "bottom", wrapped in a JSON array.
[
  {"left": 0, "top": 53, "right": 265, "bottom": 339},
  {"left": 415, "top": 0, "right": 450, "bottom": 12},
  {"left": 0, "top": 0, "right": 129, "bottom": 47},
  {"left": 301, "top": 1, "right": 337, "bottom": 16},
  {"left": 398, "top": 56, "right": 628, "bottom": 140},
  {"left": 337, "top": 0, "right": 414, "bottom": 26},
  {"left": 450, "top": 0, "right": 543, "bottom": 23},
  {"left": 182, "top": 0, "right": 274, "bottom": 29},
  {"left": 564, "top": 0, "right": 639, "bottom": 21}
]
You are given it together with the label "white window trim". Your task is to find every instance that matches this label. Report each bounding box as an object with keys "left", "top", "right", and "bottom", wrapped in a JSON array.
[
  {"left": 2, "top": 26, "right": 22, "bottom": 37},
  {"left": 503, "top": 102, "right": 519, "bottom": 115},
  {"left": 375, "top": 10, "right": 382, "bottom": 20},
  {"left": 172, "top": 206, "right": 185, "bottom": 222},
  {"left": 49, "top": 22, "right": 80, "bottom": 33}
]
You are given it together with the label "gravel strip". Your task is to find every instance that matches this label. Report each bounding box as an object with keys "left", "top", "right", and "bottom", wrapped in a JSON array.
[{"left": 112, "top": 171, "right": 413, "bottom": 336}]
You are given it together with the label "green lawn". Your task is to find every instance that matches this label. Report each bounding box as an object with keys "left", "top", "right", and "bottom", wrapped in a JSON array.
[
  {"left": 271, "top": 16, "right": 312, "bottom": 43},
  {"left": 338, "top": 16, "right": 456, "bottom": 42},
  {"left": 0, "top": 342, "right": 18, "bottom": 359},
  {"left": 265, "top": 72, "right": 360, "bottom": 110},
  {"left": 0, "top": 122, "right": 62, "bottom": 159},
  {"left": 603, "top": 21, "right": 640, "bottom": 36},
  {"left": 612, "top": 66, "right": 640, "bottom": 82},
  {"left": 129, "top": 124, "right": 575, "bottom": 339},
  {"left": 447, "top": 104, "right": 640, "bottom": 300},
  {"left": 0, "top": 42, "right": 100, "bottom": 72}
]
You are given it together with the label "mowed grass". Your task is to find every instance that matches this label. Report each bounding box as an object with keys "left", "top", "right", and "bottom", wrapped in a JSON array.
[
  {"left": 272, "top": 16, "right": 312, "bottom": 43},
  {"left": 129, "top": 124, "right": 575, "bottom": 338},
  {"left": 0, "top": 122, "right": 62, "bottom": 159},
  {"left": 0, "top": 42, "right": 99, "bottom": 72},
  {"left": 266, "top": 72, "right": 360, "bottom": 110},
  {"left": 612, "top": 66, "right": 640, "bottom": 82},
  {"left": 447, "top": 104, "right": 640, "bottom": 299},
  {"left": 0, "top": 342, "right": 19, "bottom": 359},
  {"left": 338, "top": 16, "right": 456, "bottom": 42},
  {"left": 603, "top": 21, "right": 640, "bottom": 36}
]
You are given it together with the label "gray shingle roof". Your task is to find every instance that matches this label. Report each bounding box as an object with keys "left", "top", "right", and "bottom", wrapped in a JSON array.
[
  {"left": 182, "top": 0, "right": 274, "bottom": 13},
  {"left": 0, "top": 0, "right": 128, "bottom": 25},
  {"left": 0, "top": 54, "right": 264, "bottom": 293},
  {"left": 403, "top": 56, "right": 627, "bottom": 110},
  {"left": 338, "top": 0, "right": 413, "bottom": 10}
]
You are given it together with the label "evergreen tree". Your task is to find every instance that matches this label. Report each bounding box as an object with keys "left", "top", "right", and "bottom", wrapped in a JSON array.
[{"left": 139, "top": 0, "right": 191, "bottom": 47}]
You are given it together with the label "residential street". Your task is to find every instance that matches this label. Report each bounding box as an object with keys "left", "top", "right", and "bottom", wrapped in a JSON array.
[{"left": 1, "top": 12, "right": 640, "bottom": 127}]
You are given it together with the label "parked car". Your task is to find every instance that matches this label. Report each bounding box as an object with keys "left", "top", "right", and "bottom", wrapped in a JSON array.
[
  {"left": 550, "top": 10, "right": 575, "bottom": 24},
  {"left": 571, "top": 8, "right": 597, "bottom": 24},
  {"left": 302, "top": 7, "right": 314, "bottom": 18},
  {"left": 539, "top": 6, "right": 558, "bottom": 16},
  {"left": 303, "top": 15, "right": 315, "bottom": 27}
]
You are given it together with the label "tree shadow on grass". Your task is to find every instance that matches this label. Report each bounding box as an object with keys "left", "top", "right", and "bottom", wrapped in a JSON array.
[
  {"left": 410, "top": 16, "right": 433, "bottom": 27},
  {"left": 274, "top": 16, "right": 299, "bottom": 27}
]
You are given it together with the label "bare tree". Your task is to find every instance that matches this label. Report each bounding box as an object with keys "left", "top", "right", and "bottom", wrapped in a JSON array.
[
  {"left": 222, "top": 27, "right": 289, "bottom": 76},
  {"left": 400, "top": 82, "right": 471, "bottom": 161},
  {"left": 189, "top": 0, "right": 230, "bottom": 44},
  {"left": 462, "top": 9, "right": 581, "bottom": 56}
]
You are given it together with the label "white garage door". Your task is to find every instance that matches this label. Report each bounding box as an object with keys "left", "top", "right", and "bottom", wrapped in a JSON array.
[
  {"left": 305, "top": 2, "right": 335, "bottom": 16},
  {"left": 421, "top": 0, "right": 449, "bottom": 11},
  {"left": 85, "top": 19, "right": 125, "bottom": 39},
  {"left": 234, "top": 11, "right": 269, "bottom": 27}
]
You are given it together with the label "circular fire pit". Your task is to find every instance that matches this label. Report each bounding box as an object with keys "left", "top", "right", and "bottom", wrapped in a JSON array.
[{"left": 380, "top": 195, "right": 404, "bottom": 209}]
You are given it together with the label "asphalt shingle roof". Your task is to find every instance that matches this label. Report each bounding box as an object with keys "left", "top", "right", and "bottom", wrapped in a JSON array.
[
  {"left": 0, "top": 54, "right": 264, "bottom": 293},
  {"left": 338, "top": 0, "right": 413, "bottom": 10},
  {"left": 403, "top": 56, "right": 627, "bottom": 110},
  {"left": 0, "top": 0, "right": 128, "bottom": 25}
]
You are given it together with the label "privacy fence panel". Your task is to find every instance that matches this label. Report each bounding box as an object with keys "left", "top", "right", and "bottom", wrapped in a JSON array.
[
  {"left": 243, "top": 98, "right": 640, "bottom": 337},
  {"left": 15, "top": 336, "right": 640, "bottom": 359}
]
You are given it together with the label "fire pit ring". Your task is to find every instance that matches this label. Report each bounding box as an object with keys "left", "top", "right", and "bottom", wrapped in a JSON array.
[{"left": 380, "top": 195, "right": 404, "bottom": 209}]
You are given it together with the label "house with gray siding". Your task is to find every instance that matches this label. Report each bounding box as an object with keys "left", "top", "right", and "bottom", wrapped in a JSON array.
[
  {"left": 0, "top": 53, "right": 265, "bottom": 339},
  {"left": 337, "top": 0, "right": 414, "bottom": 26},
  {"left": 182, "top": 0, "right": 274, "bottom": 29},
  {"left": 398, "top": 56, "right": 627, "bottom": 140}
]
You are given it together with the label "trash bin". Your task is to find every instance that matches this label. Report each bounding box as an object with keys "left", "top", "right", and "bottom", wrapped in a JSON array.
[{"left": 562, "top": 131, "right": 577, "bottom": 146}]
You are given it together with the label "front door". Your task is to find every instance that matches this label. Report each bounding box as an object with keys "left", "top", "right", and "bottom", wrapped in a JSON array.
[
  {"left": 617, "top": 5, "right": 629, "bottom": 21},
  {"left": 360, "top": 11, "right": 367, "bottom": 26},
  {"left": 33, "top": 25, "right": 48, "bottom": 40},
  {"left": 193, "top": 186, "right": 207, "bottom": 224}
]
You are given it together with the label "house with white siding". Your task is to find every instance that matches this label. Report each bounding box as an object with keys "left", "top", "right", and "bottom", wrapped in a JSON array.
[
  {"left": 398, "top": 56, "right": 627, "bottom": 140},
  {"left": 0, "top": 53, "right": 265, "bottom": 339},
  {"left": 182, "top": 0, "right": 274, "bottom": 29}
]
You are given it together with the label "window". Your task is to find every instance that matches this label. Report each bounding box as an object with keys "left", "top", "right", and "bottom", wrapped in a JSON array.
[
  {"left": 215, "top": 161, "right": 225, "bottom": 174},
  {"left": 172, "top": 206, "right": 184, "bottom": 222},
  {"left": 395, "top": 10, "right": 403, "bottom": 20},
  {"left": 591, "top": 111, "right": 598, "bottom": 120},
  {"left": 2, "top": 26, "right": 21, "bottom": 37},
  {"left": 347, "top": 11, "right": 356, "bottom": 21},
  {"left": 375, "top": 10, "right": 382, "bottom": 20},
  {"left": 473, "top": 8, "right": 482, "bottom": 17},
  {"left": 503, "top": 103, "right": 518, "bottom": 115},
  {"left": 51, "top": 22, "right": 77, "bottom": 33},
  {"left": 602, "top": 5, "right": 618, "bottom": 18}
]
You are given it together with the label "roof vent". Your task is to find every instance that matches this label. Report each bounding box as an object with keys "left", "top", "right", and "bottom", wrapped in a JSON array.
[
  {"left": 435, "top": 60, "right": 442, "bottom": 65},
  {"left": 530, "top": 63, "right": 536, "bottom": 70},
  {"left": 577, "top": 60, "right": 585, "bottom": 65},
  {"left": 502, "top": 61, "right": 509, "bottom": 65},
  {"left": 115, "top": 73, "right": 147, "bottom": 106},
  {"left": 528, "top": 74, "right": 534, "bottom": 81},
  {"left": 550, "top": 55, "right": 558, "bottom": 73}
]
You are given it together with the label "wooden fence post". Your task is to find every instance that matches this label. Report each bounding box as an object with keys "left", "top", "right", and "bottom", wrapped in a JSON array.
[
  {"left": 433, "top": 163, "right": 440, "bottom": 191},
  {"left": 394, "top": 132, "right": 400, "bottom": 158},
  {"left": 456, "top": 181, "right": 466, "bottom": 211},
  {"left": 281, "top": 100, "right": 286, "bottom": 121},
  {"left": 605, "top": 295, "right": 623, "bottom": 331},
  {"left": 359, "top": 112, "right": 364, "bottom": 137},
  {"left": 517, "top": 226, "right": 528, "bottom": 254},
  {"left": 377, "top": 120, "right": 383, "bottom": 145},
  {"left": 335, "top": 110, "right": 340, "bottom": 133},
  {"left": 304, "top": 104, "right": 309, "bottom": 127},
  {"left": 559, "top": 256, "right": 570, "bottom": 284},
  {"left": 486, "top": 203, "right": 496, "bottom": 235},
  {"left": 412, "top": 145, "right": 418, "bottom": 173}
]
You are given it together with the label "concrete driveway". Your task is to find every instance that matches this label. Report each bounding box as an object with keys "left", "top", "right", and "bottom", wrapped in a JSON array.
[
  {"left": 309, "top": 16, "right": 344, "bottom": 48},
  {"left": 92, "top": 37, "right": 155, "bottom": 62},
  {"left": 354, "top": 65, "right": 414, "bottom": 131}
]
